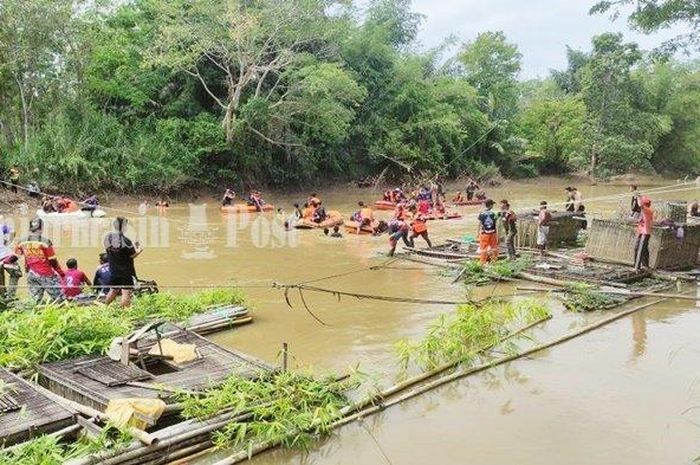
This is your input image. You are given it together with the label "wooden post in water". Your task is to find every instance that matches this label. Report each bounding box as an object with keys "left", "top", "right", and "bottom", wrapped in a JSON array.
[{"left": 282, "top": 343, "right": 288, "bottom": 372}]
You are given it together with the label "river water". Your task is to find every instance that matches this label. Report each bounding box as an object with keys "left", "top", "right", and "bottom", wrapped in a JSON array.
[{"left": 10, "top": 178, "right": 700, "bottom": 464}]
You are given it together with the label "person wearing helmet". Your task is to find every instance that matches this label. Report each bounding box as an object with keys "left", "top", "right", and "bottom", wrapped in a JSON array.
[
  {"left": 634, "top": 197, "right": 654, "bottom": 271},
  {"left": 103, "top": 217, "right": 143, "bottom": 307},
  {"left": 15, "top": 217, "right": 64, "bottom": 303}
]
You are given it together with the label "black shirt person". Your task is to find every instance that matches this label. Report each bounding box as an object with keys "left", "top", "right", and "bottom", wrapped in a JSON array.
[{"left": 103, "top": 217, "right": 142, "bottom": 308}]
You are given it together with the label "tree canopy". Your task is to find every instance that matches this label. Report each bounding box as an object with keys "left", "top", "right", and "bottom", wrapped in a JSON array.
[{"left": 0, "top": 0, "right": 699, "bottom": 193}]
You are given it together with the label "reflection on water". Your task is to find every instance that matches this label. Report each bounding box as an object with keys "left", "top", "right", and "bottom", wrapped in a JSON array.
[
  {"left": 5, "top": 178, "right": 700, "bottom": 465},
  {"left": 631, "top": 312, "right": 647, "bottom": 360}
]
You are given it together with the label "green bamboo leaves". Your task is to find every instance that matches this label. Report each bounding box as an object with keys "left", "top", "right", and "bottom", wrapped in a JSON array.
[{"left": 0, "top": 289, "right": 247, "bottom": 373}]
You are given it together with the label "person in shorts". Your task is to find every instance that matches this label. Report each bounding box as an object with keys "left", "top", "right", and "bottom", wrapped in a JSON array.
[
  {"left": 104, "top": 217, "right": 142, "bottom": 307},
  {"left": 15, "top": 218, "right": 64, "bottom": 303},
  {"left": 537, "top": 201, "right": 552, "bottom": 257}
]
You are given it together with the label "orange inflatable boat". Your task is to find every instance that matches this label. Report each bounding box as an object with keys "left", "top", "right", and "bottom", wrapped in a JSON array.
[
  {"left": 453, "top": 200, "right": 483, "bottom": 206},
  {"left": 221, "top": 203, "right": 274, "bottom": 213},
  {"left": 295, "top": 211, "right": 344, "bottom": 229},
  {"left": 374, "top": 200, "right": 396, "bottom": 211},
  {"left": 344, "top": 219, "right": 378, "bottom": 235},
  {"left": 427, "top": 212, "right": 463, "bottom": 221}
]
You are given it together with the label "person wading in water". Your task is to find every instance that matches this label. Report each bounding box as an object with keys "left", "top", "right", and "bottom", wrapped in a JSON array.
[{"left": 104, "top": 217, "right": 142, "bottom": 308}]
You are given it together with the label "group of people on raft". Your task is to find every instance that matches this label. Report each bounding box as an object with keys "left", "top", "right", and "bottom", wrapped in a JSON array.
[
  {"left": 40, "top": 194, "right": 101, "bottom": 215},
  {"left": 221, "top": 189, "right": 268, "bottom": 211}
]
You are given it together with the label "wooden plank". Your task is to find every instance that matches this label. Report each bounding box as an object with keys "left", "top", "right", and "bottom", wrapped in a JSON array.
[{"left": 0, "top": 368, "right": 75, "bottom": 447}]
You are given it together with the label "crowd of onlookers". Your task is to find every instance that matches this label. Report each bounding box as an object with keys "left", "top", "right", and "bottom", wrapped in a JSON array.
[{"left": 0, "top": 216, "right": 142, "bottom": 307}]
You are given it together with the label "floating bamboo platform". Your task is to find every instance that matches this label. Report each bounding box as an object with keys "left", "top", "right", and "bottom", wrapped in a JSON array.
[
  {"left": 183, "top": 305, "right": 253, "bottom": 335},
  {"left": 0, "top": 368, "right": 75, "bottom": 447},
  {"left": 586, "top": 219, "right": 700, "bottom": 270},
  {"left": 38, "top": 327, "right": 272, "bottom": 417}
]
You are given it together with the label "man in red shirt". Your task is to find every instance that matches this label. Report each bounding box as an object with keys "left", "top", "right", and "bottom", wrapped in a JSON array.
[
  {"left": 62, "top": 258, "right": 91, "bottom": 299},
  {"left": 15, "top": 218, "right": 64, "bottom": 302},
  {"left": 634, "top": 197, "right": 654, "bottom": 271}
]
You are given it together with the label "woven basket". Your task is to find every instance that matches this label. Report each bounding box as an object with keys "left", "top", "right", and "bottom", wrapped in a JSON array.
[
  {"left": 614, "top": 199, "right": 687, "bottom": 223},
  {"left": 585, "top": 218, "right": 700, "bottom": 270},
  {"left": 508, "top": 211, "right": 581, "bottom": 248}
]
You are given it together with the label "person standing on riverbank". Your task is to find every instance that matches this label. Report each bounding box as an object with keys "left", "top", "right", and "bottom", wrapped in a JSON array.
[
  {"left": 477, "top": 199, "right": 499, "bottom": 264},
  {"left": 104, "top": 217, "right": 142, "bottom": 308},
  {"left": 15, "top": 218, "right": 64, "bottom": 303},
  {"left": 8, "top": 166, "right": 20, "bottom": 194},
  {"left": 499, "top": 200, "right": 517, "bottom": 261},
  {"left": 634, "top": 197, "right": 654, "bottom": 271},
  {"left": 537, "top": 201, "right": 552, "bottom": 257},
  {"left": 0, "top": 216, "right": 20, "bottom": 300}
]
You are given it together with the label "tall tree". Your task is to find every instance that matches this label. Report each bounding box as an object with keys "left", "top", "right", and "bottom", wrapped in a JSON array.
[
  {"left": 579, "top": 33, "right": 671, "bottom": 173},
  {"left": 458, "top": 31, "right": 522, "bottom": 121},
  {"left": 365, "top": 0, "right": 424, "bottom": 49},
  {"left": 591, "top": 0, "right": 700, "bottom": 53},
  {"left": 518, "top": 91, "right": 588, "bottom": 174},
  {"left": 0, "top": 0, "right": 76, "bottom": 144},
  {"left": 147, "top": 0, "right": 342, "bottom": 145}
]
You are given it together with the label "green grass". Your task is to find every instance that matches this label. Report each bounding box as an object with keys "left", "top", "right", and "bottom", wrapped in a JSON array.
[
  {"left": 0, "top": 289, "right": 246, "bottom": 373},
  {"left": 395, "top": 299, "right": 551, "bottom": 373},
  {"left": 178, "top": 371, "right": 353, "bottom": 452}
]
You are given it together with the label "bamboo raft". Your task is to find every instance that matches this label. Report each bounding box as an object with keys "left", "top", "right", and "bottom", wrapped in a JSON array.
[
  {"left": 39, "top": 325, "right": 272, "bottom": 418},
  {"left": 0, "top": 368, "right": 76, "bottom": 447},
  {"left": 183, "top": 305, "right": 253, "bottom": 335}
]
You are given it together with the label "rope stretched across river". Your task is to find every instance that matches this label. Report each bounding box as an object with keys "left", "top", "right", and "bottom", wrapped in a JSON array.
[{"left": 273, "top": 282, "right": 477, "bottom": 306}]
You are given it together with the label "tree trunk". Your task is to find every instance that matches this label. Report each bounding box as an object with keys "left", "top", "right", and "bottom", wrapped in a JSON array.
[
  {"left": 223, "top": 85, "right": 243, "bottom": 144},
  {"left": 14, "top": 75, "right": 29, "bottom": 145},
  {"left": 589, "top": 147, "right": 598, "bottom": 175}
]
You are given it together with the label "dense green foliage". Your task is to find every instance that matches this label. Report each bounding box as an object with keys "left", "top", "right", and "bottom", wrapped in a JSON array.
[
  {"left": 179, "top": 371, "right": 351, "bottom": 451},
  {"left": 1, "top": 0, "right": 700, "bottom": 192},
  {"left": 395, "top": 299, "right": 551, "bottom": 373},
  {"left": 0, "top": 289, "right": 246, "bottom": 371},
  {"left": 591, "top": 0, "right": 700, "bottom": 53}
]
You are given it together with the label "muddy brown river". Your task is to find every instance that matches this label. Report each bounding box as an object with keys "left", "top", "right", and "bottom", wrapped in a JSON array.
[{"left": 8, "top": 178, "right": 700, "bottom": 464}]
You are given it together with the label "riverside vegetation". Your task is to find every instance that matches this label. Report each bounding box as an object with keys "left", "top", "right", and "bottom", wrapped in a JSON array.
[{"left": 2, "top": 0, "right": 700, "bottom": 194}]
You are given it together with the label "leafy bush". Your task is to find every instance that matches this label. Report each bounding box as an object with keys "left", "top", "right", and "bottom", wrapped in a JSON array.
[
  {"left": 395, "top": 299, "right": 550, "bottom": 372},
  {"left": 0, "top": 289, "right": 246, "bottom": 372},
  {"left": 179, "top": 371, "right": 352, "bottom": 451}
]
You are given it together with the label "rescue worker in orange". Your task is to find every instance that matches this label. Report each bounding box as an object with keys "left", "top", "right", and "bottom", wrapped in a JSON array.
[
  {"left": 634, "top": 197, "right": 654, "bottom": 271},
  {"left": 408, "top": 206, "right": 432, "bottom": 248},
  {"left": 477, "top": 199, "right": 499, "bottom": 264}
]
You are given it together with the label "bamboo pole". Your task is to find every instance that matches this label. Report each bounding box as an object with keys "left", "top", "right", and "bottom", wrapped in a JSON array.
[
  {"left": 209, "top": 295, "right": 679, "bottom": 465},
  {"left": 207, "top": 316, "right": 554, "bottom": 465},
  {"left": 515, "top": 271, "right": 576, "bottom": 287},
  {"left": 516, "top": 285, "right": 700, "bottom": 302}
]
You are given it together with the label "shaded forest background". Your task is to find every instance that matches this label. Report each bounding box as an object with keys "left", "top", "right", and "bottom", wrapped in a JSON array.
[{"left": 1, "top": 0, "right": 700, "bottom": 193}]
